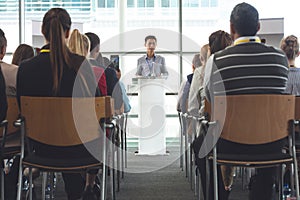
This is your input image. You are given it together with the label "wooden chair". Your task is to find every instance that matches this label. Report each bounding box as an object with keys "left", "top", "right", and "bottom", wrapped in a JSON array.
[
  {"left": 16, "top": 96, "right": 113, "bottom": 200},
  {"left": 207, "top": 94, "right": 299, "bottom": 200}
]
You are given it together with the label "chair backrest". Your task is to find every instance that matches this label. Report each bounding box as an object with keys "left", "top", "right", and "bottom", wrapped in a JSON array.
[
  {"left": 21, "top": 96, "right": 107, "bottom": 146},
  {"left": 105, "top": 96, "right": 114, "bottom": 118},
  {"left": 295, "top": 96, "right": 300, "bottom": 120},
  {"left": 213, "top": 94, "right": 295, "bottom": 145},
  {"left": 0, "top": 97, "right": 19, "bottom": 137},
  {"left": 204, "top": 98, "right": 211, "bottom": 120}
]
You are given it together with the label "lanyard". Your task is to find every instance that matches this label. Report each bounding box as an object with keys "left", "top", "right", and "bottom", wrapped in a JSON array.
[
  {"left": 40, "top": 49, "right": 50, "bottom": 53},
  {"left": 146, "top": 56, "right": 155, "bottom": 70},
  {"left": 234, "top": 37, "right": 261, "bottom": 46}
]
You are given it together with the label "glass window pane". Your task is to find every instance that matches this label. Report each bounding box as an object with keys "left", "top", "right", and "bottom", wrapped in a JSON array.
[
  {"left": 190, "top": 0, "right": 199, "bottom": 7},
  {"left": 161, "top": 0, "right": 169, "bottom": 7},
  {"left": 170, "top": 0, "right": 178, "bottom": 7},
  {"left": 127, "top": 0, "right": 135, "bottom": 7},
  {"left": 0, "top": 4, "right": 19, "bottom": 62},
  {"left": 137, "top": 0, "right": 145, "bottom": 7},
  {"left": 98, "top": 0, "right": 105, "bottom": 8},
  {"left": 201, "top": 0, "right": 209, "bottom": 7},
  {"left": 147, "top": 0, "right": 154, "bottom": 7},
  {"left": 107, "top": 0, "right": 115, "bottom": 8},
  {"left": 210, "top": 0, "right": 218, "bottom": 7}
]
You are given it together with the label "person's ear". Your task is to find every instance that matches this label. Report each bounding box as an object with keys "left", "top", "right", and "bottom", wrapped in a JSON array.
[
  {"left": 0, "top": 46, "right": 6, "bottom": 55},
  {"left": 230, "top": 22, "right": 235, "bottom": 36},
  {"left": 257, "top": 22, "right": 261, "bottom": 33}
]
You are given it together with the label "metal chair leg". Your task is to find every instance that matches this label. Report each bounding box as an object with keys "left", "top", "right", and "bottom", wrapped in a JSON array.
[
  {"left": 101, "top": 124, "right": 108, "bottom": 200},
  {"left": 213, "top": 147, "right": 218, "bottom": 200},
  {"left": 1, "top": 165, "right": 4, "bottom": 200},
  {"left": 29, "top": 167, "right": 33, "bottom": 200},
  {"left": 110, "top": 128, "right": 116, "bottom": 200},
  {"left": 120, "top": 115, "right": 125, "bottom": 179},
  {"left": 190, "top": 144, "right": 193, "bottom": 189},
  {"left": 178, "top": 112, "right": 183, "bottom": 170},
  {"left": 124, "top": 114, "right": 128, "bottom": 169}
]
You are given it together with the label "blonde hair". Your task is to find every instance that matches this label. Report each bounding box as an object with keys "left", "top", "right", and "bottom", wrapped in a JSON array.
[
  {"left": 82, "top": 34, "right": 90, "bottom": 57},
  {"left": 68, "top": 29, "right": 89, "bottom": 57},
  {"left": 199, "top": 44, "right": 210, "bottom": 85}
]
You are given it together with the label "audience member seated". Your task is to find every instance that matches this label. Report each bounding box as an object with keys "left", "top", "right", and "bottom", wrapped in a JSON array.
[
  {"left": 68, "top": 29, "right": 107, "bottom": 96},
  {"left": 17, "top": 8, "right": 101, "bottom": 200},
  {"left": 12, "top": 44, "right": 35, "bottom": 66},
  {"left": 0, "top": 28, "right": 18, "bottom": 96},
  {"left": 281, "top": 35, "right": 300, "bottom": 185},
  {"left": 85, "top": 32, "right": 123, "bottom": 111},
  {"left": 115, "top": 67, "right": 131, "bottom": 113},
  {"left": 203, "top": 3, "right": 289, "bottom": 200},
  {"left": 188, "top": 44, "right": 210, "bottom": 117},
  {"left": 281, "top": 35, "right": 300, "bottom": 95}
]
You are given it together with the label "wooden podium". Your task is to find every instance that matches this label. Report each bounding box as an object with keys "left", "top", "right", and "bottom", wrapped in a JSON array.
[{"left": 137, "top": 77, "right": 167, "bottom": 155}]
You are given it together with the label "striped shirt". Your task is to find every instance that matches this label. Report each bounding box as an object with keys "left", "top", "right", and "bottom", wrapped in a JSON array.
[
  {"left": 285, "top": 67, "right": 300, "bottom": 95},
  {"left": 204, "top": 37, "right": 289, "bottom": 101}
]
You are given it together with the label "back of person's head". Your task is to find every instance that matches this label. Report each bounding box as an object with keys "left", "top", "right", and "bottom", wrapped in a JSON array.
[
  {"left": 12, "top": 44, "right": 35, "bottom": 65},
  {"left": 200, "top": 44, "right": 210, "bottom": 66},
  {"left": 0, "top": 28, "right": 7, "bottom": 48},
  {"left": 280, "top": 35, "right": 299, "bottom": 61},
  {"left": 0, "top": 28, "right": 7, "bottom": 58},
  {"left": 209, "top": 30, "right": 232, "bottom": 54},
  {"left": 230, "top": 2, "right": 259, "bottom": 36},
  {"left": 145, "top": 35, "right": 157, "bottom": 44},
  {"left": 103, "top": 57, "right": 114, "bottom": 69},
  {"left": 192, "top": 53, "right": 201, "bottom": 69},
  {"left": 68, "top": 29, "right": 90, "bottom": 57},
  {"left": 85, "top": 32, "right": 100, "bottom": 54},
  {"left": 41, "top": 7, "right": 72, "bottom": 95}
]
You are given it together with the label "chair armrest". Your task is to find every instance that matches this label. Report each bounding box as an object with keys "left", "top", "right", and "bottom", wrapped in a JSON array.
[
  {"left": 13, "top": 116, "right": 25, "bottom": 127},
  {"left": 0, "top": 119, "right": 8, "bottom": 127}
]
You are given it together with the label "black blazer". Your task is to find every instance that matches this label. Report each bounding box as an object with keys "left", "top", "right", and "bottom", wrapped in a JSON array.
[{"left": 17, "top": 44, "right": 100, "bottom": 107}]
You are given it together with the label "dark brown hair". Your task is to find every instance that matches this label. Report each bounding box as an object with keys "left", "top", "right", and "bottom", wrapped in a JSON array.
[
  {"left": 41, "top": 8, "right": 72, "bottom": 95},
  {"left": 12, "top": 44, "right": 35, "bottom": 65},
  {"left": 145, "top": 35, "right": 157, "bottom": 44},
  {"left": 209, "top": 30, "right": 232, "bottom": 54},
  {"left": 280, "top": 35, "right": 299, "bottom": 61},
  {"left": 0, "top": 28, "right": 7, "bottom": 54}
]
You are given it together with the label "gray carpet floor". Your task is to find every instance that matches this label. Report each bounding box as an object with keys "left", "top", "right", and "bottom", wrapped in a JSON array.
[{"left": 31, "top": 147, "right": 250, "bottom": 200}]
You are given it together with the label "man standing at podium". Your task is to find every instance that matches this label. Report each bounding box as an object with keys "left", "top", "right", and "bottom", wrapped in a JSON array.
[{"left": 136, "top": 35, "right": 168, "bottom": 77}]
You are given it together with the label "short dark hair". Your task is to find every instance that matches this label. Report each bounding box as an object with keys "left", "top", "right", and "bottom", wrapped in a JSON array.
[
  {"left": 230, "top": 2, "right": 259, "bottom": 36},
  {"left": 145, "top": 35, "right": 157, "bottom": 44},
  {"left": 85, "top": 32, "right": 100, "bottom": 53},
  {"left": 0, "top": 28, "right": 7, "bottom": 49}
]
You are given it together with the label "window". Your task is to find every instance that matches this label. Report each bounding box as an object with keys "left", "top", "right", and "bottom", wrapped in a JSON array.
[
  {"left": 127, "top": 0, "right": 135, "bottom": 7},
  {"left": 161, "top": 0, "right": 178, "bottom": 7},
  {"left": 137, "top": 0, "right": 154, "bottom": 7},
  {"left": 201, "top": 0, "right": 218, "bottom": 7},
  {"left": 183, "top": 0, "right": 199, "bottom": 7},
  {"left": 98, "top": 0, "right": 115, "bottom": 8}
]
